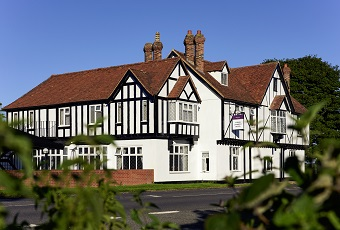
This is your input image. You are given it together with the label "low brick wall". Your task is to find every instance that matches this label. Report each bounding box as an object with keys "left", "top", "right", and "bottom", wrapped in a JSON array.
[{"left": 5, "top": 169, "right": 154, "bottom": 187}]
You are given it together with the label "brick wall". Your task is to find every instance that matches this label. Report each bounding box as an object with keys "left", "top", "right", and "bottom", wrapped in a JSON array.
[{"left": 5, "top": 169, "right": 154, "bottom": 188}]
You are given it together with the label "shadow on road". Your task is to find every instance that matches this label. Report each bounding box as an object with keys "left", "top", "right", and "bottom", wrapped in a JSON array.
[{"left": 180, "top": 209, "right": 222, "bottom": 230}]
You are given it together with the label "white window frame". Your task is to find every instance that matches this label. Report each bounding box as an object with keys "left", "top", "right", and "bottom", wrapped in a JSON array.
[
  {"left": 271, "top": 110, "right": 286, "bottom": 134},
  {"left": 117, "top": 102, "right": 122, "bottom": 123},
  {"left": 78, "top": 146, "right": 107, "bottom": 170},
  {"left": 169, "top": 144, "right": 189, "bottom": 172},
  {"left": 89, "top": 105, "right": 102, "bottom": 124},
  {"left": 59, "top": 107, "right": 70, "bottom": 126},
  {"left": 115, "top": 146, "right": 143, "bottom": 170},
  {"left": 178, "top": 102, "right": 197, "bottom": 123},
  {"left": 230, "top": 147, "right": 240, "bottom": 171},
  {"left": 202, "top": 152, "right": 209, "bottom": 172}
]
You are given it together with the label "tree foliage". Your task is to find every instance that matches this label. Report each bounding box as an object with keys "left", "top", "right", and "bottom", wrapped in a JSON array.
[{"left": 264, "top": 55, "right": 340, "bottom": 144}]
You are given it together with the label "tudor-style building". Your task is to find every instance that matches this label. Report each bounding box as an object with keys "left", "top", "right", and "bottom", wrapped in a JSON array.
[{"left": 3, "top": 30, "right": 308, "bottom": 182}]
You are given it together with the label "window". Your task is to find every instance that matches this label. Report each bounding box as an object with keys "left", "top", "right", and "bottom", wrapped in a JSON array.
[
  {"left": 221, "top": 72, "right": 228, "bottom": 85},
  {"left": 142, "top": 100, "right": 148, "bottom": 121},
  {"left": 78, "top": 146, "right": 107, "bottom": 170},
  {"left": 12, "top": 112, "right": 18, "bottom": 128},
  {"left": 28, "top": 111, "right": 34, "bottom": 128},
  {"left": 59, "top": 108, "right": 70, "bottom": 126},
  {"left": 289, "top": 150, "right": 296, "bottom": 157},
  {"left": 168, "top": 101, "right": 176, "bottom": 121},
  {"left": 33, "top": 149, "right": 63, "bottom": 170},
  {"left": 273, "top": 78, "right": 278, "bottom": 92},
  {"left": 230, "top": 147, "right": 240, "bottom": 171},
  {"left": 89, "top": 105, "right": 102, "bottom": 124},
  {"left": 169, "top": 144, "right": 189, "bottom": 172},
  {"left": 249, "top": 108, "right": 255, "bottom": 127},
  {"left": 179, "top": 102, "right": 197, "bottom": 123},
  {"left": 271, "top": 110, "right": 286, "bottom": 133},
  {"left": 117, "top": 102, "right": 122, "bottom": 123},
  {"left": 264, "top": 157, "right": 273, "bottom": 171},
  {"left": 202, "top": 152, "right": 209, "bottom": 172},
  {"left": 115, "top": 146, "right": 143, "bottom": 170}
]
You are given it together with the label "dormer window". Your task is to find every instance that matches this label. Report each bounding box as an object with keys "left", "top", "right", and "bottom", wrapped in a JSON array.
[{"left": 221, "top": 72, "right": 228, "bottom": 85}]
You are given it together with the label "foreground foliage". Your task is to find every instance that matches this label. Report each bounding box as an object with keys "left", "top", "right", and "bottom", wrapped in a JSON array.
[
  {"left": 0, "top": 119, "right": 179, "bottom": 229},
  {"left": 205, "top": 103, "right": 340, "bottom": 229}
]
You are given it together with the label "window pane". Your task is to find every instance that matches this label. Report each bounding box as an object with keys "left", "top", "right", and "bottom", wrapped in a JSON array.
[
  {"left": 137, "top": 147, "right": 142, "bottom": 154},
  {"left": 65, "top": 114, "right": 70, "bottom": 126},
  {"left": 179, "top": 103, "right": 183, "bottom": 120},
  {"left": 130, "top": 156, "right": 136, "bottom": 169},
  {"left": 194, "top": 105, "right": 197, "bottom": 122},
  {"left": 179, "top": 155, "right": 183, "bottom": 171},
  {"left": 130, "top": 147, "right": 135, "bottom": 154},
  {"left": 168, "top": 102, "right": 176, "bottom": 121},
  {"left": 137, "top": 156, "right": 143, "bottom": 169},
  {"left": 123, "top": 156, "right": 129, "bottom": 169},
  {"left": 169, "top": 155, "right": 173, "bottom": 171},
  {"left": 183, "top": 155, "right": 188, "bottom": 171},
  {"left": 174, "top": 155, "right": 179, "bottom": 171},
  {"left": 117, "top": 156, "right": 122, "bottom": 169},
  {"left": 90, "top": 106, "right": 95, "bottom": 123}
]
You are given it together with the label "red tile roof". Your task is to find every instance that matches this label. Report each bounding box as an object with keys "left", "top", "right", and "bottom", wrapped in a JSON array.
[
  {"left": 270, "top": 95, "right": 285, "bottom": 110},
  {"left": 4, "top": 48, "right": 306, "bottom": 115},
  {"left": 168, "top": 75, "right": 201, "bottom": 102},
  {"left": 168, "top": 76, "right": 190, "bottom": 99},
  {"left": 4, "top": 58, "right": 180, "bottom": 109}
]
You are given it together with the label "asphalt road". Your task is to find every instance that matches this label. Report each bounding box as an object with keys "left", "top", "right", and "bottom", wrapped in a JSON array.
[{"left": 1, "top": 186, "right": 300, "bottom": 229}]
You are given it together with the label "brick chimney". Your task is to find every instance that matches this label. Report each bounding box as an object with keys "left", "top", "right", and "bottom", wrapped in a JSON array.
[
  {"left": 194, "top": 30, "right": 205, "bottom": 72},
  {"left": 283, "top": 63, "right": 291, "bottom": 93},
  {"left": 184, "top": 30, "right": 195, "bottom": 64},
  {"left": 152, "top": 32, "right": 163, "bottom": 61},
  {"left": 143, "top": 42, "right": 153, "bottom": 62}
]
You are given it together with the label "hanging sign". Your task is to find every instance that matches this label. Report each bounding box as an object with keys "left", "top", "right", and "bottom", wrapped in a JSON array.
[{"left": 232, "top": 114, "right": 244, "bottom": 130}]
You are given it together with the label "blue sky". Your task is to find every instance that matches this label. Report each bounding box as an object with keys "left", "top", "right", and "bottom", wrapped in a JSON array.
[{"left": 1, "top": 0, "right": 339, "bottom": 108}]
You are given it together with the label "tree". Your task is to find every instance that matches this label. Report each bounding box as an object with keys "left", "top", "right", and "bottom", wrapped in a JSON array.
[{"left": 264, "top": 55, "right": 340, "bottom": 145}]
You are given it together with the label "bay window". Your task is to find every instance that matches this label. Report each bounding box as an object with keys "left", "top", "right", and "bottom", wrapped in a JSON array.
[
  {"left": 271, "top": 110, "right": 286, "bottom": 133},
  {"left": 168, "top": 101, "right": 198, "bottom": 123}
]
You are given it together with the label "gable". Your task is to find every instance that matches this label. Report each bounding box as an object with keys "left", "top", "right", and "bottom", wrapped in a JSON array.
[{"left": 168, "top": 76, "right": 201, "bottom": 103}]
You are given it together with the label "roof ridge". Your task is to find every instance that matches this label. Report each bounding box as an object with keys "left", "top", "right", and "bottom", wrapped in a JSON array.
[{"left": 52, "top": 57, "right": 181, "bottom": 77}]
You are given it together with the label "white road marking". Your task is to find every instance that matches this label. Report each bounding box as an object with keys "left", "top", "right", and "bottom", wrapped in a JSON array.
[
  {"left": 172, "top": 192, "right": 232, "bottom": 198},
  {"left": 2, "top": 203, "right": 35, "bottom": 207},
  {"left": 149, "top": 211, "right": 179, "bottom": 215},
  {"left": 147, "top": 195, "right": 162, "bottom": 198}
]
